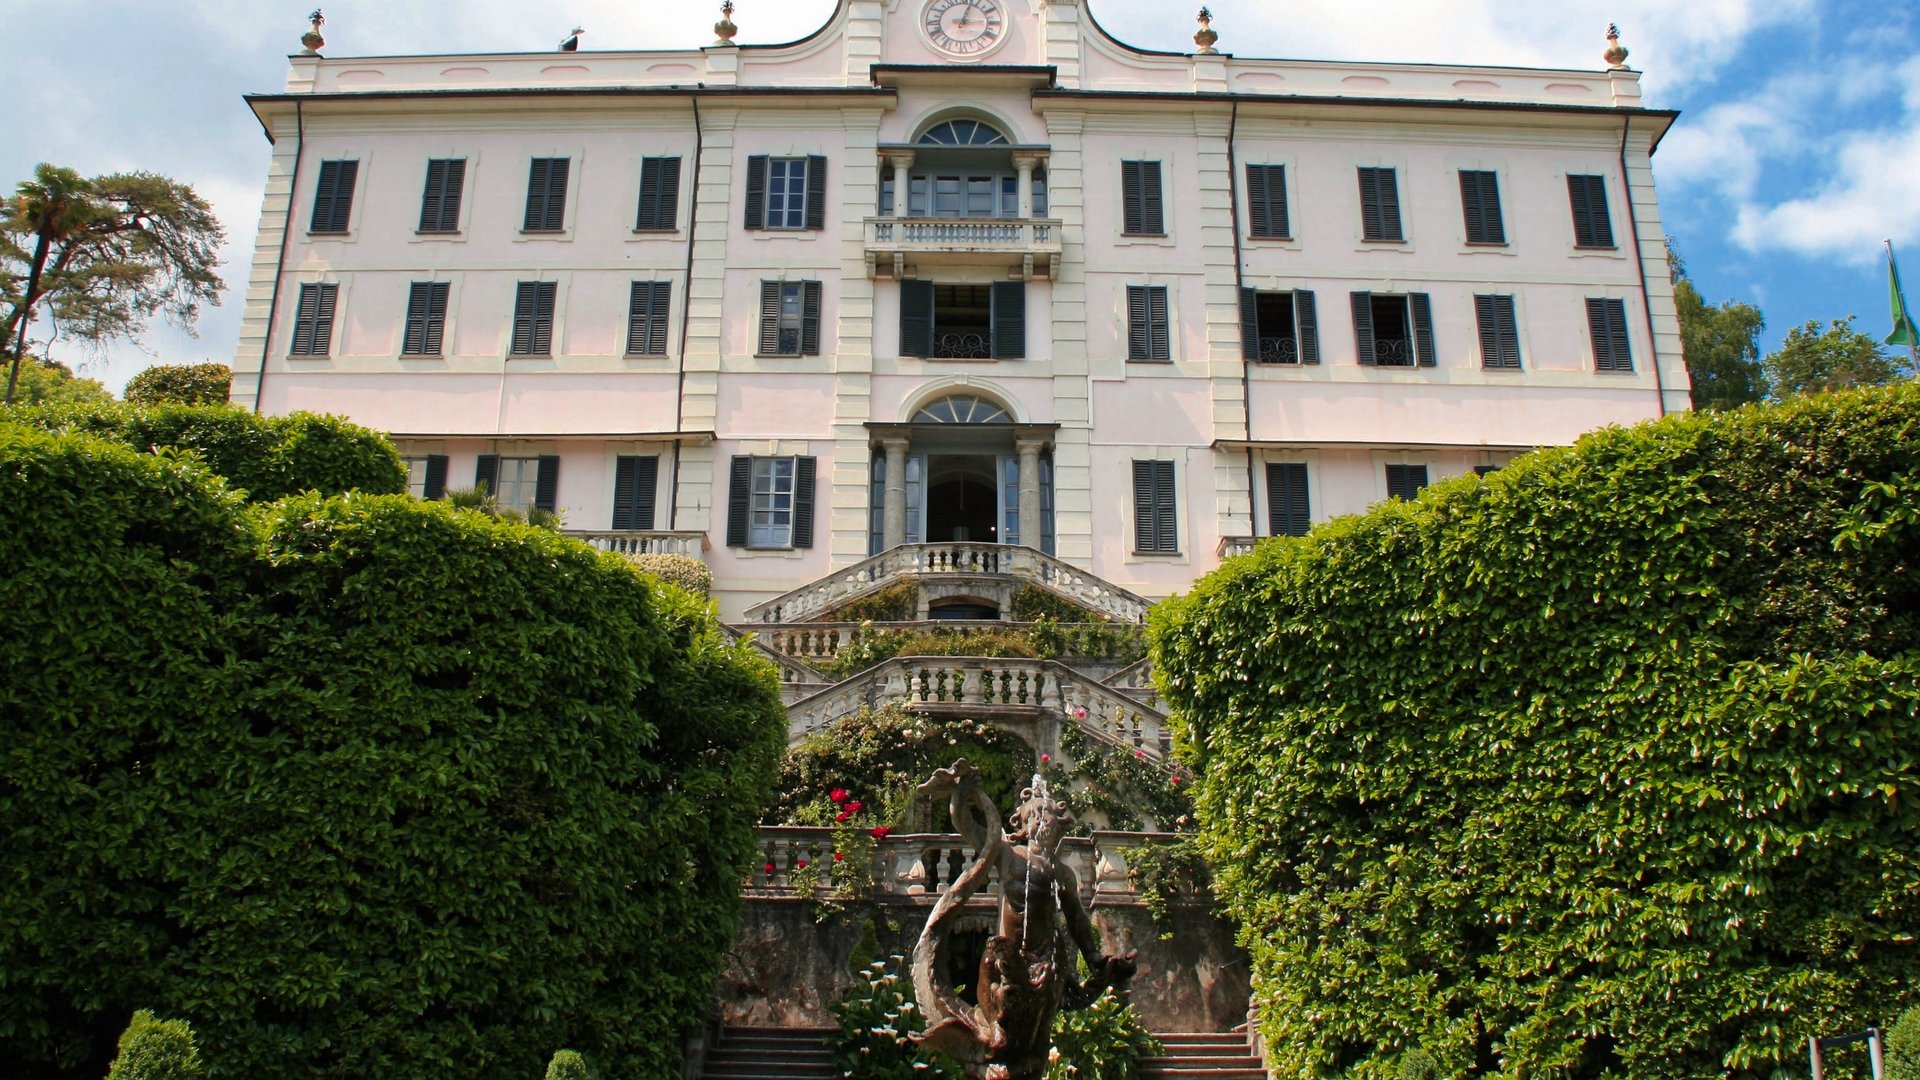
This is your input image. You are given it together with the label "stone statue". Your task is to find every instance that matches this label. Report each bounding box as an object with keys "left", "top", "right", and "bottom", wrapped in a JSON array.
[{"left": 911, "top": 759, "right": 1138, "bottom": 1080}]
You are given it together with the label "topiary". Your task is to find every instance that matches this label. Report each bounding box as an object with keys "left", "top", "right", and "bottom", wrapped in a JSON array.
[
  {"left": 123, "top": 363, "right": 231, "bottom": 406},
  {"left": 1890, "top": 1006, "right": 1920, "bottom": 1080},
  {"left": 626, "top": 552, "right": 713, "bottom": 598},
  {"left": 105, "top": 1010, "right": 202, "bottom": 1080},
  {"left": 543, "top": 1049, "right": 591, "bottom": 1080},
  {"left": 1045, "top": 989, "right": 1160, "bottom": 1080},
  {"left": 1397, "top": 1047, "right": 1440, "bottom": 1080}
]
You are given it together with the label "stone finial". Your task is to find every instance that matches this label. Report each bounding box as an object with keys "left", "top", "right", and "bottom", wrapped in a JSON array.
[
  {"left": 1194, "top": 7, "right": 1219, "bottom": 54},
  {"left": 714, "top": 1, "right": 739, "bottom": 46},
  {"left": 300, "top": 9, "right": 326, "bottom": 56},
  {"left": 1604, "top": 23, "right": 1630, "bottom": 69}
]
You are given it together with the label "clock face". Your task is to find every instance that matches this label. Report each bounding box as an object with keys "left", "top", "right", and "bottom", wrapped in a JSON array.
[{"left": 923, "top": 0, "right": 1004, "bottom": 58}]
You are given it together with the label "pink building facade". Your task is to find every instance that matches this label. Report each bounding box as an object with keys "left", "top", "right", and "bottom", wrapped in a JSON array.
[{"left": 232, "top": 1, "right": 1684, "bottom": 619}]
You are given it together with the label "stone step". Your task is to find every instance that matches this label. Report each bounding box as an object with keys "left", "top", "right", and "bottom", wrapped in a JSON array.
[{"left": 699, "top": 1026, "right": 837, "bottom": 1080}]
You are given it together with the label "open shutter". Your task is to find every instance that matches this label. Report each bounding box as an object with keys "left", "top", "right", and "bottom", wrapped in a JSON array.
[
  {"left": 534, "top": 282, "right": 557, "bottom": 355},
  {"left": 744, "top": 156, "right": 768, "bottom": 230},
  {"left": 1266, "top": 462, "right": 1310, "bottom": 537},
  {"left": 419, "top": 160, "right": 446, "bottom": 232},
  {"left": 1474, "top": 295, "right": 1500, "bottom": 367},
  {"left": 1132, "top": 461, "right": 1156, "bottom": 552},
  {"left": 1122, "top": 161, "right": 1144, "bottom": 235},
  {"left": 1140, "top": 161, "right": 1164, "bottom": 234},
  {"left": 612, "top": 455, "right": 659, "bottom": 530},
  {"left": 759, "top": 281, "right": 783, "bottom": 355},
  {"left": 792, "top": 456, "right": 817, "bottom": 549},
  {"left": 800, "top": 280, "right": 823, "bottom": 355},
  {"left": 1376, "top": 169, "right": 1402, "bottom": 241},
  {"left": 403, "top": 283, "right": 431, "bottom": 355},
  {"left": 1351, "top": 291, "right": 1376, "bottom": 365},
  {"left": 804, "top": 155, "right": 828, "bottom": 230},
  {"left": 511, "top": 283, "right": 537, "bottom": 354},
  {"left": 1127, "top": 286, "right": 1150, "bottom": 359},
  {"left": 311, "top": 284, "right": 337, "bottom": 354},
  {"left": 726, "top": 456, "right": 752, "bottom": 547},
  {"left": 900, "top": 280, "right": 934, "bottom": 358},
  {"left": 1358, "top": 169, "right": 1384, "bottom": 240},
  {"left": 533, "top": 456, "right": 560, "bottom": 512},
  {"left": 1240, "top": 287, "right": 1261, "bottom": 361},
  {"left": 474, "top": 454, "right": 499, "bottom": 496},
  {"left": 1246, "top": 165, "right": 1271, "bottom": 238},
  {"left": 1295, "top": 291, "right": 1321, "bottom": 365},
  {"left": 991, "top": 280, "right": 1025, "bottom": 359},
  {"left": 423, "top": 283, "right": 448, "bottom": 355},
  {"left": 1149, "top": 287, "right": 1170, "bottom": 360},
  {"left": 1410, "top": 293, "right": 1437, "bottom": 367},
  {"left": 423, "top": 454, "right": 449, "bottom": 500}
]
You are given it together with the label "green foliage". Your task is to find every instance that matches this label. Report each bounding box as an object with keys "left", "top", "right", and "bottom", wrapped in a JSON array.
[
  {"left": 543, "top": 1049, "right": 591, "bottom": 1080},
  {"left": 1024, "top": 617, "right": 1148, "bottom": 666},
  {"left": 831, "top": 580, "right": 919, "bottom": 621},
  {"left": 1122, "top": 836, "right": 1212, "bottom": 936},
  {"left": 1011, "top": 583, "right": 1107, "bottom": 623},
  {"left": 811, "top": 621, "right": 1144, "bottom": 682},
  {"left": 1765, "top": 316, "right": 1914, "bottom": 397},
  {"left": 1673, "top": 268, "right": 1765, "bottom": 411},
  {"left": 626, "top": 552, "right": 713, "bottom": 597},
  {"left": 1044, "top": 725, "right": 1193, "bottom": 834},
  {"left": 1397, "top": 1048, "right": 1440, "bottom": 1080},
  {"left": 4, "top": 401, "right": 404, "bottom": 501},
  {"left": 123, "top": 362, "right": 230, "bottom": 406},
  {"left": 770, "top": 706, "right": 1033, "bottom": 829},
  {"left": 0, "top": 425, "right": 787, "bottom": 1079},
  {"left": 830, "top": 956, "right": 961, "bottom": 1079},
  {"left": 106, "top": 1011, "right": 202, "bottom": 1080},
  {"left": 444, "top": 483, "right": 563, "bottom": 530},
  {"left": 1151, "top": 386, "right": 1920, "bottom": 1078},
  {"left": 1045, "top": 989, "right": 1160, "bottom": 1080},
  {"left": 1889, "top": 1006, "right": 1920, "bottom": 1080},
  {"left": 2, "top": 355, "right": 112, "bottom": 404}
]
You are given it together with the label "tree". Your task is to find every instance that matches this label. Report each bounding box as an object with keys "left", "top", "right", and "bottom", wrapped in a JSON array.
[
  {"left": 1763, "top": 316, "right": 1914, "bottom": 397},
  {"left": 105, "top": 1011, "right": 202, "bottom": 1080},
  {"left": 1, "top": 355, "right": 111, "bottom": 405},
  {"left": 2, "top": 164, "right": 225, "bottom": 403},
  {"left": 123, "top": 362, "right": 230, "bottom": 406},
  {"left": 1669, "top": 243, "right": 1765, "bottom": 410}
]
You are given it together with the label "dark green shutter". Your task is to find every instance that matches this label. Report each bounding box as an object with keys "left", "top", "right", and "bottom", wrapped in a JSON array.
[
  {"left": 311, "top": 160, "right": 358, "bottom": 233},
  {"left": 612, "top": 454, "right": 659, "bottom": 530},
  {"left": 1588, "top": 297, "right": 1633, "bottom": 371},
  {"left": 524, "top": 158, "right": 569, "bottom": 231},
  {"left": 1476, "top": 294, "right": 1520, "bottom": 369},
  {"left": 1351, "top": 291, "right": 1376, "bottom": 365},
  {"left": 744, "top": 156, "right": 768, "bottom": 230},
  {"left": 900, "top": 280, "right": 934, "bottom": 358},
  {"left": 1127, "top": 286, "right": 1151, "bottom": 359},
  {"left": 1570, "top": 175, "right": 1614, "bottom": 248},
  {"left": 1460, "top": 170, "right": 1505, "bottom": 244},
  {"left": 1266, "top": 462, "right": 1310, "bottom": 537},
  {"left": 1410, "top": 293, "right": 1437, "bottom": 367},
  {"left": 792, "top": 456, "right": 817, "bottom": 549},
  {"left": 636, "top": 156, "right": 680, "bottom": 230},
  {"left": 474, "top": 454, "right": 499, "bottom": 496},
  {"left": 1148, "top": 287, "right": 1169, "bottom": 360},
  {"left": 759, "top": 281, "right": 783, "bottom": 355},
  {"left": 1386, "top": 464, "right": 1429, "bottom": 501},
  {"left": 419, "top": 159, "right": 465, "bottom": 232},
  {"left": 403, "top": 283, "right": 430, "bottom": 355},
  {"left": 804, "top": 155, "right": 828, "bottom": 230},
  {"left": 1123, "top": 161, "right": 1163, "bottom": 235},
  {"left": 533, "top": 456, "right": 560, "bottom": 512},
  {"left": 1295, "top": 291, "right": 1321, "bottom": 365},
  {"left": 726, "top": 456, "right": 752, "bottom": 547},
  {"left": 1247, "top": 163, "right": 1288, "bottom": 239},
  {"left": 1359, "top": 168, "right": 1401, "bottom": 242},
  {"left": 1122, "top": 161, "right": 1143, "bottom": 234},
  {"left": 628, "top": 281, "right": 670, "bottom": 356},
  {"left": 991, "top": 280, "right": 1025, "bottom": 359},
  {"left": 800, "top": 280, "right": 823, "bottom": 355},
  {"left": 1132, "top": 460, "right": 1176, "bottom": 553},
  {"left": 423, "top": 454, "right": 449, "bottom": 500},
  {"left": 1240, "top": 287, "right": 1261, "bottom": 361},
  {"left": 291, "top": 282, "right": 337, "bottom": 356}
]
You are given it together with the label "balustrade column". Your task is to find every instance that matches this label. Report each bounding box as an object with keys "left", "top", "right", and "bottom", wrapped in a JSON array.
[
  {"left": 882, "top": 436, "right": 910, "bottom": 551},
  {"left": 887, "top": 151, "right": 916, "bottom": 220},
  {"left": 1016, "top": 437, "right": 1045, "bottom": 550},
  {"left": 1013, "top": 152, "right": 1042, "bottom": 220}
]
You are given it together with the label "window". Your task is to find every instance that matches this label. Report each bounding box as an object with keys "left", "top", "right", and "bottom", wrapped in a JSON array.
[
  {"left": 1132, "top": 460, "right": 1178, "bottom": 554},
  {"left": 635, "top": 156, "right": 682, "bottom": 231},
  {"left": 1127, "top": 285, "right": 1171, "bottom": 361},
  {"left": 900, "top": 281, "right": 1025, "bottom": 359},
  {"left": 405, "top": 454, "right": 449, "bottom": 500},
  {"left": 1266, "top": 462, "right": 1310, "bottom": 538},
  {"left": 881, "top": 171, "right": 1045, "bottom": 219},
  {"left": 1239, "top": 289, "right": 1320, "bottom": 364},
  {"left": 919, "top": 119, "right": 1010, "bottom": 146},
  {"left": 310, "top": 160, "right": 358, "bottom": 233},
  {"left": 1473, "top": 464, "right": 1501, "bottom": 477},
  {"left": 626, "top": 281, "right": 671, "bottom": 356},
  {"left": 523, "top": 157, "right": 570, "bottom": 232},
  {"left": 475, "top": 454, "right": 558, "bottom": 511},
  {"left": 1385, "top": 463, "right": 1429, "bottom": 501},
  {"left": 401, "top": 282, "right": 450, "bottom": 356},
  {"left": 1357, "top": 167, "right": 1404, "bottom": 242},
  {"left": 1586, "top": 297, "right": 1634, "bottom": 372},
  {"left": 914, "top": 394, "right": 1010, "bottom": 424},
  {"left": 611, "top": 454, "right": 659, "bottom": 530},
  {"left": 1568, "top": 174, "right": 1615, "bottom": 248},
  {"left": 1121, "top": 160, "right": 1165, "bottom": 236},
  {"left": 1246, "top": 164, "right": 1290, "bottom": 239},
  {"left": 727, "top": 455, "right": 817, "bottom": 549},
  {"left": 758, "top": 280, "right": 823, "bottom": 356},
  {"left": 1039, "top": 451, "right": 1055, "bottom": 556},
  {"left": 1458, "top": 170, "right": 1506, "bottom": 245},
  {"left": 510, "top": 281, "right": 558, "bottom": 356},
  {"left": 745, "top": 155, "right": 827, "bottom": 230},
  {"left": 1350, "top": 291, "right": 1436, "bottom": 367},
  {"left": 418, "top": 158, "right": 465, "bottom": 233},
  {"left": 289, "top": 282, "right": 338, "bottom": 355},
  {"left": 1474, "top": 294, "right": 1521, "bottom": 370}
]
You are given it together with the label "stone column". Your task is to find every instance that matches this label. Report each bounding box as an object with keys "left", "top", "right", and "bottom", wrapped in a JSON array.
[
  {"left": 1012, "top": 152, "right": 1042, "bottom": 220},
  {"left": 887, "top": 151, "right": 915, "bottom": 219},
  {"left": 882, "top": 436, "right": 910, "bottom": 551},
  {"left": 1016, "top": 437, "right": 1045, "bottom": 550}
]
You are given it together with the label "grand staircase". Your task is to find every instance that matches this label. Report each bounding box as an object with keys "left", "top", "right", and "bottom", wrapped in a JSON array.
[{"left": 696, "top": 1025, "right": 1269, "bottom": 1078}]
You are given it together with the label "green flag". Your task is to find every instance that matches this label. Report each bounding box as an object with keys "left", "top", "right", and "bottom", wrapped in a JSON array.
[{"left": 1888, "top": 243, "right": 1919, "bottom": 348}]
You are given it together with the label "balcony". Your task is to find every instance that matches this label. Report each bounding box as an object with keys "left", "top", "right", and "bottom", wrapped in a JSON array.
[
  {"left": 864, "top": 216, "right": 1063, "bottom": 281},
  {"left": 566, "top": 530, "right": 708, "bottom": 559}
]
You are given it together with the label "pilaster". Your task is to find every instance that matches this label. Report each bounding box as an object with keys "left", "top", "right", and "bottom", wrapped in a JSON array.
[
  {"left": 229, "top": 118, "right": 301, "bottom": 411},
  {"left": 833, "top": 113, "right": 887, "bottom": 565},
  {"left": 1042, "top": 110, "right": 1092, "bottom": 564}
]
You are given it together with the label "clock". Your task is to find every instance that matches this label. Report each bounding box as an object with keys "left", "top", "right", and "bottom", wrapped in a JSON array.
[{"left": 922, "top": 0, "right": 1005, "bottom": 59}]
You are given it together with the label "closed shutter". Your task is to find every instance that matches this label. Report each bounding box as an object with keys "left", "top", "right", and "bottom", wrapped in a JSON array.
[
  {"left": 311, "top": 160, "right": 358, "bottom": 233},
  {"left": 1266, "top": 462, "right": 1310, "bottom": 537},
  {"left": 612, "top": 454, "right": 659, "bottom": 530},
  {"left": 1132, "top": 460, "right": 1177, "bottom": 553},
  {"left": 1122, "top": 161, "right": 1164, "bottom": 235},
  {"left": 792, "top": 456, "right": 818, "bottom": 549},
  {"left": 804, "top": 155, "right": 828, "bottom": 230},
  {"left": 1247, "top": 163, "right": 1288, "bottom": 239},
  {"left": 1239, "top": 287, "right": 1260, "bottom": 361},
  {"left": 636, "top": 156, "right": 681, "bottom": 231},
  {"left": 759, "top": 281, "right": 783, "bottom": 355},
  {"left": 991, "top": 280, "right": 1025, "bottom": 359},
  {"left": 512, "top": 282, "right": 557, "bottom": 355},
  {"left": 290, "top": 282, "right": 333, "bottom": 355},
  {"left": 800, "top": 280, "right": 823, "bottom": 356},
  {"left": 419, "top": 159, "right": 465, "bottom": 232},
  {"left": 422, "top": 454, "right": 449, "bottom": 500},
  {"left": 1587, "top": 297, "right": 1633, "bottom": 371},
  {"left": 307, "top": 283, "right": 338, "bottom": 355},
  {"left": 474, "top": 454, "right": 499, "bottom": 496},
  {"left": 524, "top": 158, "right": 569, "bottom": 231},
  {"left": 1295, "top": 291, "right": 1321, "bottom": 365},
  {"left": 1351, "top": 291, "right": 1376, "bottom": 366},
  {"left": 744, "top": 155, "right": 768, "bottom": 230},
  {"left": 1386, "top": 464, "right": 1429, "bottom": 501},
  {"left": 1569, "top": 175, "right": 1615, "bottom": 248},
  {"left": 1359, "top": 167, "right": 1402, "bottom": 242},
  {"left": 900, "top": 280, "right": 934, "bottom": 358},
  {"left": 534, "top": 455, "right": 560, "bottom": 513},
  {"left": 1127, "top": 286, "right": 1151, "bottom": 359},
  {"left": 1475, "top": 294, "right": 1521, "bottom": 369},
  {"left": 627, "top": 281, "right": 671, "bottom": 356},
  {"left": 1410, "top": 293, "right": 1437, "bottom": 367},
  {"left": 1147, "top": 287, "right": 1169, "bottom": 359},
  {"left": 1459, "top": 170, "right": 1506, "bottom": 244},
  {"left": 403, "top": 282, "right": 430, "bottom": 355},
  {"left": 726, "top": 456, "right": 753, "bottom": 547}
]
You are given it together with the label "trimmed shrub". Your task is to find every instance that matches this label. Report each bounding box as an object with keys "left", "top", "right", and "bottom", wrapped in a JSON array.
[
  {"left": 1045, "top": 989, "right": 1160, "bottom": 1080},
  {"left": 1891, "top": 1007, "right": 1920, "bottom": 1080},
  {"left": 106, "top": 1011, "right": 202, "bottom": 1080},
  {"left": 4, "top": 402, "right": 404, "bottom": 500},
  {"left": 1152, "top": 386, "right": 1920, "bottom": 1078},
  {"left": 123, "top": 363, "right": 232, "bottom": 406},
  {"left": 0, "top": 426, "right": 786, "bottom": 1079},
  {"left": 543, "top": 1049, "right": 591, "bottom": 1080},
  {"left": 627, "top": 552, "right": 713, "bottom": 598}
]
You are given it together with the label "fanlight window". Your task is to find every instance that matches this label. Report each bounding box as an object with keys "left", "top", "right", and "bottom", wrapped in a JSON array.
[
  {"left": 919, "top": 119, "right": 1010, "bottom": 147},
  {"left": 913, "top": 394, "right": 1011, "bottom": 424}
]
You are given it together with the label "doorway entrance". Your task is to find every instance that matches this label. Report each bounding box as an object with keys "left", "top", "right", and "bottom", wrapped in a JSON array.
[{"left": 925, "top": 454, "right": 1000, "bottom": 543}]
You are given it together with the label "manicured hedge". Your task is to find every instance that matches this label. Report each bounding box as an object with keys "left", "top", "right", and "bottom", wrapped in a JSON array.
[
  {"left": 1152, "top": 386, "right": 1920, "bottom": 1078},
  {"left": 0, "top": 425, "right": 786, "bottom": 1079},
  {"left": 4, "top": 401, "right": 405, "bottom": 500},
  {"left": 123, "top": 362, "right": 233, "bottom": 406}
]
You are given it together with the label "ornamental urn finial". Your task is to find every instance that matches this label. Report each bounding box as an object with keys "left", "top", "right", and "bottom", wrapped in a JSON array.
[
  {"left": 1194, "top": 7, "right": 1219, "bottom": 54},
  {"left": 1604, "top": 23, "right": 1630, "bottom": 69},
  {"left": 714, "top": 1, "right": 739, "bottom": 46},
  {"left": 300, "top": 9, "right": 326, "bottom": 56}
]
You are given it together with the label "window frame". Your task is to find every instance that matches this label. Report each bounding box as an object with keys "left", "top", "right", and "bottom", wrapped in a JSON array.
[
  {"left": 509, "top": 281, "right": 559, "bottom": 357},
  {"left": 1385, "top": 462, "right": 1430, "bottom": 502},
  {"left": 309, "top": 159, "right": 359, "bottom": 235},
  {"left": 1586, "top": 296, "right": 1635, "bottom": 372},
  {"left": 1126, "top": 284, "right": 1172, "bottom": 362},
  {"left": 1458, "top": 169, "right": 1507, "bottom": 246},
  {"left": 625, "top": 280, "right": 672, "bottom": 357},
  {"left": 417, "top": 158, "right": 467, "bottom": 234},
  {"left": 401, "top": 281, "right": 451, "bottom": 357},
  {"left": 522, "top": 157, "right": 571, "bottom": 233},
  {"left": 1568, "top": 174, "right": 1617, "bottom": 250},
  {"left": 1121, "top": 160, "right": 1166, "bottom": 237},
  {"left": 288, "top": 282, "right": 339, "bottom": 356},
  {"left": 1245, "top": 163, "right": 1292, "bottom": 240},
  {"left": 765, "top": 157, "right": 810, "bottom": 230},
  {"left": 1131, "top": 459, "right": 1179, "bottom": 555},
  {"left": 1357, "top": 166, "right": 1405, "bottom": 243},
  {"left": 1473, "top": 293, "right": 1522, "bottom": 370}
]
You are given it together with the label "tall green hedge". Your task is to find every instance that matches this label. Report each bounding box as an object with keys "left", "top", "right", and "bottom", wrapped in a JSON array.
[
  {"left": 1151, "top": 386, "right": 1920, "bottom": 1078},
  {"left": 3, "top": 401, "right": 404, "bottom": 500},
  {"left": 0, "top": 424, "right": 786, "bottom": 1079}
]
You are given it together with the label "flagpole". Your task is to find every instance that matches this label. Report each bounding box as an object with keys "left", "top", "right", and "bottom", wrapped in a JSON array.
[{"left": 1894, "top": 240, "right": 1920, "bottom": 370}]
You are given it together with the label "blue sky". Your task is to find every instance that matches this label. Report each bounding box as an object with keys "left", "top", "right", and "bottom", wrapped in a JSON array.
[{"left": 3, "top": 0, "right": 1914, "bottom": 390}]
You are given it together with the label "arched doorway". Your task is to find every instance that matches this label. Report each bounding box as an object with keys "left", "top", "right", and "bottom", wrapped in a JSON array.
[{"left": 868, "top": 392, "right": 1055, "bottom": 555}]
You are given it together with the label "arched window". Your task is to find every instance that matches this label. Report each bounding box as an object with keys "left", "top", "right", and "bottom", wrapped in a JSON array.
[
  {"left": 918, "top": 119, "right": 1011, "bottom": 146},
  {"left": 913, "top": 394, "right": 1012, "bottom": 424}
]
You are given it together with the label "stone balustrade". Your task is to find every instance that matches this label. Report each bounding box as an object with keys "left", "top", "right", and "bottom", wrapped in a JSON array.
[
  {"left": 566, "top": 530, "right": 709, "bottom": 558},
  {"left": 743, "top": 543, "right": 1152, "bottom": 626},
  {"left": 863, "top": 217, "right": 1063, "bottom": 280},
  {"left": 749, "top": 620, "right": 1139, "bottom": 671},
  {"left": 1217, "top": 536, "right": 1259, "bottom": 559}
]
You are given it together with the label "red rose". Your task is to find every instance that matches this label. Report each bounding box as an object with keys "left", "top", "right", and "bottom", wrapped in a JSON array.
[
  {"left": 1171, "top": 776, "right": 1183, "bottom": 785},
  {"left": 847, "top": 800, "right": 864, "bottom": 813},
  {"left": 763, "top": 862, "right": 775, "bottom": 874},
  {"left": 870, "top": 826, "right": 892, "bottom": 839},
  {"left": 1040, "top": 753, "right": 1051, "bottom": 763},
  {"left": 1135, "top": 749, "right": 1146, "bottom": 759},
  {"left": 796, "top": 859, "right": 808, "bottom": 869},
  {"left": 835, "top": 810, "right": 852, "bottom": 823},
  {"left": 834, "top": 852, "right": 845, "bottom": 862},
  {"left": 829, "top": 788, "right": 850, "bottom": 804}
]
